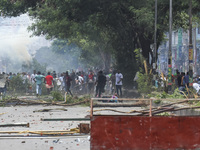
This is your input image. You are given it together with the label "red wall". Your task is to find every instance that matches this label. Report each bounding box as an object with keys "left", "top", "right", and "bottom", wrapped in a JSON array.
[{"left": 91, "top": 116, "right": 200, "bottom": 150}]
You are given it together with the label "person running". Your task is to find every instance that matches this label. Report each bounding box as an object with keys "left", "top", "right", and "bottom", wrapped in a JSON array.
[
  {"left": 45, "top": 72, "right": 54, "bottom": 94},
  {"left": 34, "top": 71, "right": 45, "bottom": 97},
  {"left": 64, "top": 71, "right": 73, "bottom": 97},
  {"left": 58, "top": 73, "right": 65, "bottom": 91}
]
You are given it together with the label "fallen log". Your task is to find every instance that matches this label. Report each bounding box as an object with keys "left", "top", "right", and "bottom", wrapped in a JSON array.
[
  {"left": 143, "top": 106, "right": 200, "bottom": 116},
  {"left": 92, "top": 107, "right": 174, "bottom": 115},
  {"left": 2, "top": 98, "right": 90, "bottom": 106},
  {"left": 0, "top": 123, "right": 29, "bottom": 127},
  {"left": 33, "top": 108, "right": 68, "bottom": 112},
  {"left": 54, "top": 99, "right": 90, "bottom": 106},
  {"left": 93, "top": 102, "right": 147, "bottom": 107},
  {"left": 173, "top": 106, "right": 200, "bottom": 111},
  {"left": 156, "top": 99, "right": 189, "bottom": 108},
  {"left": 136, "top": 100, "right": 190, "bottom": 116},
  {"left": 148, "top": 107, "right": 174, "bottom": 116},
  {"left": 92, "top": 108, "right": 143, "bottom": 114}
]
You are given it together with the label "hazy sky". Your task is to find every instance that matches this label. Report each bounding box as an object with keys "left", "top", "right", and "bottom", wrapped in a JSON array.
[{"left": 0, "top": 14, "right": 51, "bottom": 72}]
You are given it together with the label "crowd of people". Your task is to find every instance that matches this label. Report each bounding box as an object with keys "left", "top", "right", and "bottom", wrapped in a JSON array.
[
  {"left": 0, "top": 68, "right": 124, "bottom": 98},
  {"left": 2, "top": 68, "right": 200, "bottom": 99},
  {"left": 156, "top": 70, "right": 200, "bottom": 94}
]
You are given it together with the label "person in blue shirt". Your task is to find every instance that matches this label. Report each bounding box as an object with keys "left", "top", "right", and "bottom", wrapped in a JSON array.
[{"left": 34, "top": 71, "right": 45, "bottom": 96}]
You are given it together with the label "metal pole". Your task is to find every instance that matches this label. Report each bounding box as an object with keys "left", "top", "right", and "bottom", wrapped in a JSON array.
[
  {"left": 193, "top": 27, "right": 196, "bottom": 76},
  {"left": 168, "top": 0, "right": 172, "bottom": 92},
  {"left": 153, "top": 0, "right": 157, "bottom": 80},
  {"left": 41, "top": 118, "right": 90, "bottom": 121},
  {"left": 189, "top": 0, "right": 193, "bottom": 86}
]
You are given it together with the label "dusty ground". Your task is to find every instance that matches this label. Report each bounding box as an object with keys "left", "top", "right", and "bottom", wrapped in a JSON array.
[
  {"left": 0, "top": 105, "right": 91, "bottom": 150},
  {"left": 0, "top": 90, "right": 146, "bottom": 150}
]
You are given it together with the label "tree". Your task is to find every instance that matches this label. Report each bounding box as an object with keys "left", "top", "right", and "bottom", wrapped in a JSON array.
[{"left": 1, "top": 0, "right": 200, "bottom": 87}]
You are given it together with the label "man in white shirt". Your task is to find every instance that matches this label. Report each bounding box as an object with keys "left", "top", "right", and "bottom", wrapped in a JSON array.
[
  {"left": 115, "top": 70, "right": 123, "bottom": 97},
  {"left": 30, "top": 70, "right": 37, "bottom": 94}
]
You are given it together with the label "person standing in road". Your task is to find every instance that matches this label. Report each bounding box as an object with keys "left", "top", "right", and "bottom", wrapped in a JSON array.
[
  {"left": 88, "top": 71, "right": 94, "bottom": 95},
  {"left": 115, "top": 70, "right": 123, "bottom": 97},
  {"left": 64, "top": 71, "right": 73, "bottom": 97},
  {"left": 34, "top": 71, "right": 45, "bottom": 97},
  {"left": 95, "top": 71, "right": 106, "bottom": 98},
  {"left": 184, "top": 72, "right": 189, "bottom": 88}
]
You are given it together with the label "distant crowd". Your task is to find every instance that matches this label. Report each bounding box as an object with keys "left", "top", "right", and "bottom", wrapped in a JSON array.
[{"left": 0, "top": 69, "right": 124, "bottom": 98}]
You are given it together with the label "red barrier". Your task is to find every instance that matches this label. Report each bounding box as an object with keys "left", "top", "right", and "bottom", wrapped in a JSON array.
[{"left": 91, "top": 116, "right": 200, "bottom": 150}]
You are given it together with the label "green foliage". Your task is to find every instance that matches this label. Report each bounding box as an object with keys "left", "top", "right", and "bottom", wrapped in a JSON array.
[
  {"left": 148, "top": 91, "right": 167, "bottom": 99},
  {"left": 167, "top": 88, "right": 185, "bottom": 99},
  {"left": 9, "top": 75, "right": 30, "bottom": 93},
  {"left": 65, "top": 95, "right": 90, "bottom": 106},
  {"left": 148, "top": 88, "right": 185, "bottom": 99},
  {"left": 51, "top": 91, "right": 64, "bottom": 101},
  {"left": 135, "top": 48, "right": 154, "bottom": 94},
  {"left": 41, "top": 84, "right": 48, "bottom": 95},
  {"left": 154, "top": 100, "right": 161, "bottom": 104},
  {"left": 157, "top": 91, "right": 168, "bottom": 99},
  {"left": 193, "top": 101, "right": 200, "bottom": 106},
  {"left": 137, "top": 72, "right": 153, "bottom": 95}
]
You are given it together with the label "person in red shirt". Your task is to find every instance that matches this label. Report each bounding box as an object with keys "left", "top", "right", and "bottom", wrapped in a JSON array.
[
  {"left": 88, "top": 71, "right": 94, "bottom": 94},
  {"left": 45, "top": 72, "right": 54, "bottom": 94}
]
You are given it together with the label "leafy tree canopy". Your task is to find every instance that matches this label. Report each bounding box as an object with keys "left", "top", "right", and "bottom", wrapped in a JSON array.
[{"left": 1, "top": 0, "right": 200, "bottom": 87}]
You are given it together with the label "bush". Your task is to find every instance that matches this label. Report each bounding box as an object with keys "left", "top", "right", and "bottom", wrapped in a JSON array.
[
  {"left": 65, "top": 95, "right": 90, "bottom": 106},
  {"left": 9, "top": 75, "right": 31, "bottom": 93},
  {"left": 137, "top": 72, "right": 153, "bottom": 95},
  {"left": 51, "top": 91, "right": 64, "bottom": 101}
]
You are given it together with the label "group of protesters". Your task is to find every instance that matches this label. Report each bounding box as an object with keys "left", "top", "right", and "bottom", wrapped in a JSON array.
[
  {"left": 156, "top": 70, "right": 200, "bottom": 94},
  {"left": 0, "top": 68, "right": 124, "bottom": 98}
]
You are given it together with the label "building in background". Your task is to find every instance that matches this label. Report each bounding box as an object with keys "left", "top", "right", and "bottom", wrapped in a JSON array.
[{"left": 157, "top": 27, "right": 200, "bottom": 77}]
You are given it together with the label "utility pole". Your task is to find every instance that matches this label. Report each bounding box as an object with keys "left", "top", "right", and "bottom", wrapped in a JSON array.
[
  {"left": 193, "top": 27, "right": 196, "bottom": 76},
  {"left": 153, "top": 0, "right": 157, "bottom": 74},
  {"left": 189, "top": 0, "right": 193, "bottom": 86},
  {"left": 153, "top": 0, "right": 157, "bottom": 85},
  {"left": 168, "top": 0, "right": 172, "bottom": 92}
]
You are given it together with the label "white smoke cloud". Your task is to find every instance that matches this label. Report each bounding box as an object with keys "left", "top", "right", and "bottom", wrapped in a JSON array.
[
  {"left": 0, "top": 37, "right": 31, "bottom": 62},
  {"left": 0, "top": 14, "right": 51, "bottom": 72}
]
